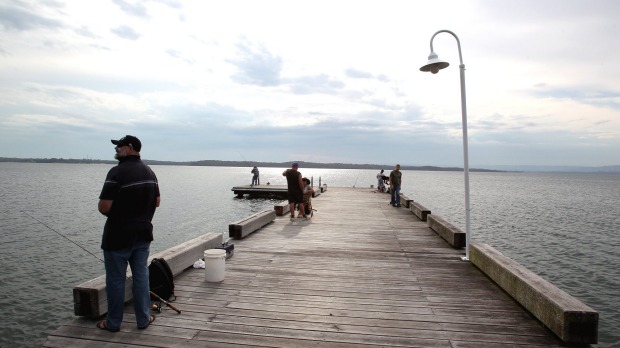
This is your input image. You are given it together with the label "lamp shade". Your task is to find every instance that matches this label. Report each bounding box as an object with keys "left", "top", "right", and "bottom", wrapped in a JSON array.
[{"left": 420, "top": 52, "right": 449, "bottom": 74}]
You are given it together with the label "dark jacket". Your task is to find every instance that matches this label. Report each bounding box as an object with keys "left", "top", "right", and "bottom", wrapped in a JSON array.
[{"left": 99, "top": 156, "right": 159, "bottom": 250}]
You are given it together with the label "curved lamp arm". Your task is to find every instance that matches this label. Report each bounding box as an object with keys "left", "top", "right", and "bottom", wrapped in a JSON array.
[{"left": 429, "top": 29, "right": 464, "bottom": 66}]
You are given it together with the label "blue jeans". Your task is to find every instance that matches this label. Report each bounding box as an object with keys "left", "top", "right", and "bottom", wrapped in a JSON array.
[
  {"left": 252, "top": 175, "right": 259, "bottom": 185},
  {"left": 390, "top": 184, "right": 401, "bottom": 205},
  {"left": 103, "top": 240, "right": 151, "bottom": 329}
]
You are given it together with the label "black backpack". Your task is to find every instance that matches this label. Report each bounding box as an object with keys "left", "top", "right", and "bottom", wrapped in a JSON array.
[{"left": 149, "top": 258, "right": 175, "bottom": 301}]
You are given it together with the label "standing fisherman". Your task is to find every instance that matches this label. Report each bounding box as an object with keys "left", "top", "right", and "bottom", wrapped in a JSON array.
[
  {"left": 96, "top": 135, "right": 160, "bottom": 332},
  {"left": 389, "top": 164, "right": 402, "bottom": 207},
  {"left": 251, "top": 166, "right": 260, "bottom": 186}
]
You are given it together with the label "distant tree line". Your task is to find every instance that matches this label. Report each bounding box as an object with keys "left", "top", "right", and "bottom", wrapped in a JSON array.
[
  {"left": 0, "top": 157, "right": 116, "bottom": 164},
  {"left": 0, "top": 157, "right": 501, "bottom": 172}
]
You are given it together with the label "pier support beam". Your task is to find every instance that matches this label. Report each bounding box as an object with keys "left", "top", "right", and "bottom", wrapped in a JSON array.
[
  {"left": 470, "top": 242, "right": 598, "bottom": 344},
  {"left": 229, "top": 210, "right": 276, "bottom": 239},
  {"left": 411, "top": 202, "right": 431, "bottom": 221},
  {"left": 399, "top": 193, "right": 413, "bottom": 208},
  {"left": 427, "top": 214, "right": 466, "bottom": 248},
  {"left": 274, "top": 201, "right": 291, "bottom": 216}
]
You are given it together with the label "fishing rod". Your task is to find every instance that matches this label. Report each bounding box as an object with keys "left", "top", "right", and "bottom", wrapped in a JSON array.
[
  {"left": 353, "top": 174, "right": 359, "bottom": 188},
  {"left": 22, "top": 210, "right": 182, "bottom": 314},
  {"left": 149, "top": 291, "right": 181, "bottom": 314}
]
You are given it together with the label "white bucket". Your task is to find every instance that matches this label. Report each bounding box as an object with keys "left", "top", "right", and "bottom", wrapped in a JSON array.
[{"left": 204, "top": 249, "right": 226, "bottom": 282}]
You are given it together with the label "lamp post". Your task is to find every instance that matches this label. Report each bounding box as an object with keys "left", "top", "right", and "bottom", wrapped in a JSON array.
[{"left": 420, "top": 30, "right": 472, "bottom": 261}]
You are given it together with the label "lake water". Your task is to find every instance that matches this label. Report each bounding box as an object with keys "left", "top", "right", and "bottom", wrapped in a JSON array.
[{"left": 0, "top": 163, "right": 619, "bottom": 347}]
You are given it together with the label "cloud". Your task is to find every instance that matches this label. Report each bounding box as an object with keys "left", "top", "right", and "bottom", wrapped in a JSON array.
[
  {"left": 345, "top": 68, "right": 373, "bottom": 79},
  {"left": 228, "top": 40, "right": 283, "bottom": 86},
  {"left": 0, "top": 3, "right": 63, "bottom": 31},
  {"left": 531, "top": 85, "right": 620, "bottom": 110},
  {"left": 112, "top": 0, "right": 149, "bottom": 18},
  {"left": 286, "top": 74, "right": 346, "bottom": 95},
  {"left": 110, "top": 25, "right": 140, "bottom": 40},
  {"left": 151, "top": 0, "right": 183, "bottom": 9},
  {"left": 345, "top": 68, "right": 389, "bottom": 82}
]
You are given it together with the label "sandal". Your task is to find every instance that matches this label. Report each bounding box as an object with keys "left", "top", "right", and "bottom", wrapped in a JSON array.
[
  {"left": 96, "top": 320, "right": 120, "bottom": 332},
  {"left": 138, "top": 315, "right": 156, "bottom": 330}
]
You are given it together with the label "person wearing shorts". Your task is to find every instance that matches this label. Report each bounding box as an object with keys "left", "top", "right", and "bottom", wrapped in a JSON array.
[{"left": 282, "top": 162, "right": 306, "bottom": 220}]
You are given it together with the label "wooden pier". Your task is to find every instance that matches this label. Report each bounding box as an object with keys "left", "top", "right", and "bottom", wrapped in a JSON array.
[{"left": 44, "top": 187, "right": 589, "bottom": 347}]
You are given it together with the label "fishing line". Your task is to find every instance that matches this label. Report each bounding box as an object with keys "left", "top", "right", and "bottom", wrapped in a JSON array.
[
  {"left": 21, "top": 210, "right": 104, "bottom": 263},
  {"left": 22, "top": 211, "right": 182, "bottom": 313},
  {"left": 237, "top": 151, "right": 246, "bottom": 162}
]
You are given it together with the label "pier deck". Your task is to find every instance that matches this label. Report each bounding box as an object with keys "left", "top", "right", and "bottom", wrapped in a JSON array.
[{"left": 44, "top": 187, "right": 567, "bottom": 347}]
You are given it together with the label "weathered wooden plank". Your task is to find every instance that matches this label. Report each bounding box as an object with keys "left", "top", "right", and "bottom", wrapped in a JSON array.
[
  {"left": 204, "top": 316, "right": 563, "bottom": 347},
  {"left": 162, "top": 300, "right": 550, "bottom": 337},
  {"left": 44, "top": 324, "right": 260, "bottom": 348},
  {"left": 192, "top": 323, "right": 453, "bottom": 348},
  {"left": 176, "top": 276, "right": 521, "bottom": 308},
  {"left": 44, "top": 335, "right": 147, "bottom": 348}
]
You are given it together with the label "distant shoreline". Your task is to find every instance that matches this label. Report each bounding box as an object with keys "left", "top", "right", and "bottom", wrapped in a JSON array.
[
  {"left": 3, "top": 157, "right": 619, "bottom": 173},
  {"left": 0, "top": 157, "right": 501, "bottom": 172}
]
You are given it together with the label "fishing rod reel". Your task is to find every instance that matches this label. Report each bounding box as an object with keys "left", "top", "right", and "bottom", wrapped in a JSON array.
[{"left": 151, "top": 302, "right": 163, "bottom": 313}]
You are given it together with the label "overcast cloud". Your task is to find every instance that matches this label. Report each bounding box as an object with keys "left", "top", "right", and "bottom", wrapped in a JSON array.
[{"left": 0, "top": 0, "right": 619, "bottom": 167}]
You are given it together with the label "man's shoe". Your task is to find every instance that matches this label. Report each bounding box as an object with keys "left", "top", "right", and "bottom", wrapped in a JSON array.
[
  {"left": 138, "top": 315, "right": 156, "bottom": 330},
  {"left": 96, "top": 320, "right": 120, "bottom": 332}
]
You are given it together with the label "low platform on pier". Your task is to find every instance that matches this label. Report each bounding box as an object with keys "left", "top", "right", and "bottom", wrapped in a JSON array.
[
  {"left": 45, "top": 187, "right": 574, "bottom": 348},
  {"left": 232, "top": 185, "right": 288, "bottom": 198}
]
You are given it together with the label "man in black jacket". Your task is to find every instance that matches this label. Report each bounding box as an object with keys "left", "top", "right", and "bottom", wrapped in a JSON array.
[{"left": 96, "top": 135, "right": 160, "bottom": 332}]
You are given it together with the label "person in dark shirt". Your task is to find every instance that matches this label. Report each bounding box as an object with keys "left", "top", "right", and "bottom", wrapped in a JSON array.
[
  {"left": 389, "top": 164, "right": 402, "bottom": 207},
  {"left": 96, "top": 135, "right": 160, "bottom": 332},
  {"left": 282, "top": 162, "right": 307, "bottom": 220},
  {"left": 251, "top": 166, "right": 260, "bottom": 186}
]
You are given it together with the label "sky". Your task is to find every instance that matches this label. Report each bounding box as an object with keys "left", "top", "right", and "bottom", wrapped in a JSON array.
[{"left": 1, "top": 0, "right": 619, "bottom": 167}]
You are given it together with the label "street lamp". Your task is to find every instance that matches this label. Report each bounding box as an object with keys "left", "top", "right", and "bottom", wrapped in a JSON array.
[{"left": 420, "top": 29, "right": 472, "bottom": 261}]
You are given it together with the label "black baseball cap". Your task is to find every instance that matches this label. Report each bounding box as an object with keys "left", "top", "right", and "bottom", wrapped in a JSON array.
[{"left": 111, "top": 135, "right": 142, "bottom": 152}]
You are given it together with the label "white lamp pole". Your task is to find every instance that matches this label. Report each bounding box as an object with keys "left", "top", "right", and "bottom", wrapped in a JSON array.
[{"left": 420, "top": 30, "right": 472, "bottom": 261}]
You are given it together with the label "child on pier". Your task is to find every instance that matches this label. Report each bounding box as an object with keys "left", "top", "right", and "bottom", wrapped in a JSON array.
[{"left": 302, "top": 177, "right": 314, "bottom": 217}]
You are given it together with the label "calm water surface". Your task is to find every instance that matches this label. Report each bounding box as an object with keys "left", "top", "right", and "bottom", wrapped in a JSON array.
[{"left": 0, "top": 163, "right": 618, "bottom": 347}]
